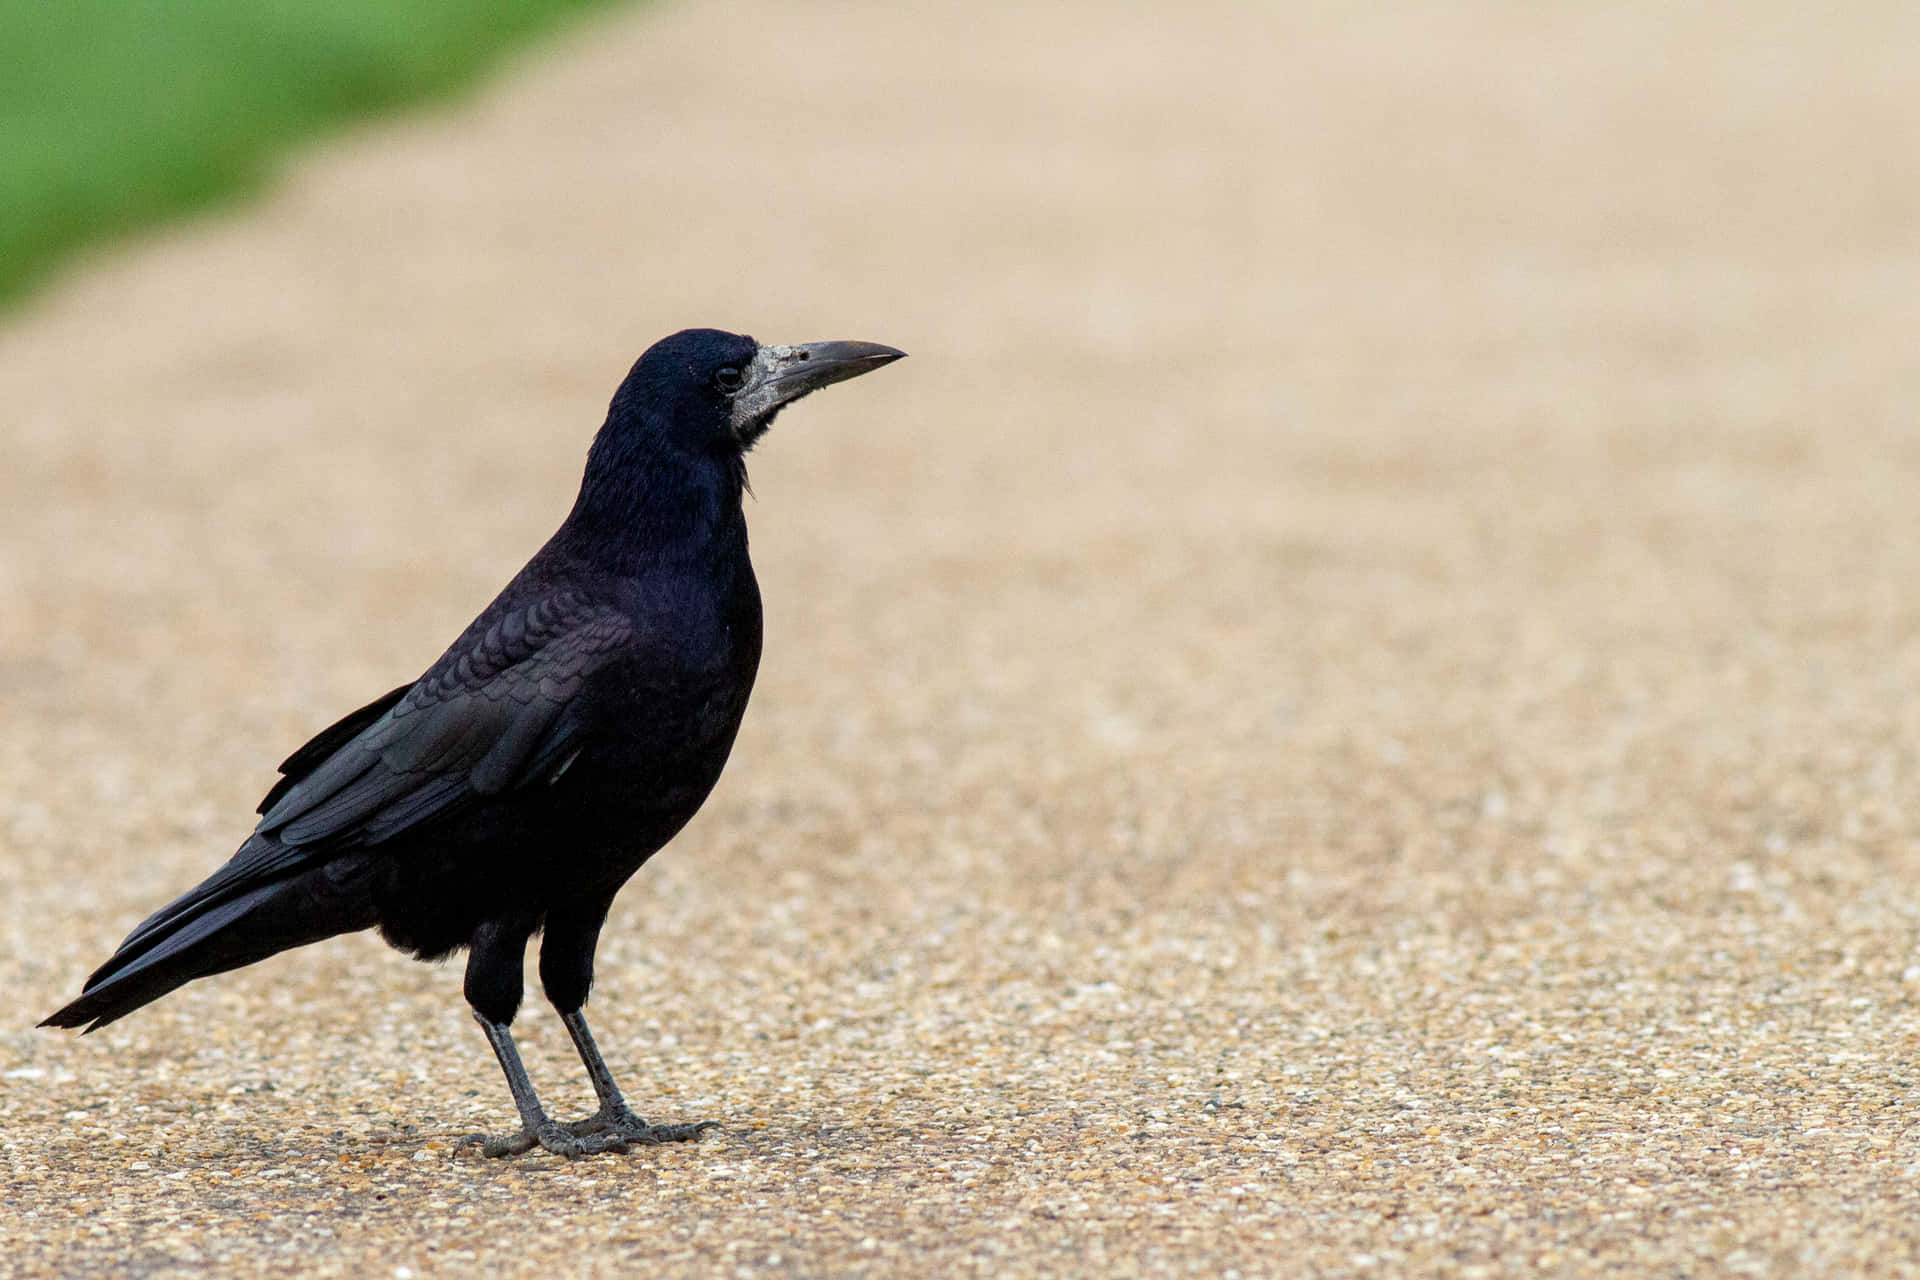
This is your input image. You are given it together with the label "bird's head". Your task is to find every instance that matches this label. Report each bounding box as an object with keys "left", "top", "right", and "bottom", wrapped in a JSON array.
[
  {"left": 570, "top": 328, "right": 905, "bottom": 553},
  {"left": 609, "top": 328, "right": 906, "bottom": 458}
]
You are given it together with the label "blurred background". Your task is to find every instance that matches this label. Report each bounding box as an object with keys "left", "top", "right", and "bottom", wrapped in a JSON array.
[
  {"left": 0, "top": 0, "right": 626, "bottom": 302},
  {"left": 4, "top": 1, "right": 1920, "bottom": 1274}
]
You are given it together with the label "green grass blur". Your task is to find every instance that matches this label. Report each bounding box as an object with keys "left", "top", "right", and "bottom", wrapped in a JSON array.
[{"left": 0, "top": 0, "right": 631, "bottom": 305}]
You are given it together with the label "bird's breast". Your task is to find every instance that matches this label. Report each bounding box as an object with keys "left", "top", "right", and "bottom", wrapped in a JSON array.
[{"left": 557, "top": 574, "right": 761, "bottom": 834}]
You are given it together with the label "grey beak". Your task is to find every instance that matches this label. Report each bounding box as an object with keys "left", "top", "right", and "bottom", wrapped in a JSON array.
[
  {"left": 731, "top": 340, "right": 906, "bottom": 441},
  {"left": 760, "top": 340, "right": 907, "bottom": 407}
]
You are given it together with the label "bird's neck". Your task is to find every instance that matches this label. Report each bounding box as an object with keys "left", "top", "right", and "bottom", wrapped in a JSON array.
[{"left": 556, "top": 433, "right": 748, "bottom": 573}]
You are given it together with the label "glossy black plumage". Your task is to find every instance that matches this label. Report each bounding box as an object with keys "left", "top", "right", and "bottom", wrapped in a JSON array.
[{"left": 42, "top": 328, "right": 904, "bottom": 1157}]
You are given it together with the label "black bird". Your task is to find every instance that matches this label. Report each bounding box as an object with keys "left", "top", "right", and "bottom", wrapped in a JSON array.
[{"left": 43, "top": 329, "right": 904, "bottom": 1158}]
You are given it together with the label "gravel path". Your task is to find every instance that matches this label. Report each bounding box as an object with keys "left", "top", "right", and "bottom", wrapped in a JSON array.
[{"left": 5, "top": 1, "right": 1920, "bottom": 1274}]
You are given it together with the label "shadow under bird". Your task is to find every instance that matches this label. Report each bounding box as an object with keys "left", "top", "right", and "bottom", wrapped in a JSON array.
[{"left": 42, "top": 328, "right": 904, "bottom": 1158}]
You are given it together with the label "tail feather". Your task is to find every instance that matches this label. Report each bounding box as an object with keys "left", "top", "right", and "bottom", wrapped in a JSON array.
[
  {"left": 111, "top": 833, "right": 312, "bottom": 966},
  {"left": 41, "top": 858, "right": 378, "bottom": 1033}
]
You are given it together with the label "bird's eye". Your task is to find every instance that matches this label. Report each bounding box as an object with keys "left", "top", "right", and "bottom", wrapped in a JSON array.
[{"left": 714, "top": 366, "right": 743, "bottom": 393}]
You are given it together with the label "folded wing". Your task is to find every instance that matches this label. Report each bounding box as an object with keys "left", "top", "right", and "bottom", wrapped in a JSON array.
[{"left": 106, "top": 591, "right": 635, "bottom": 965}]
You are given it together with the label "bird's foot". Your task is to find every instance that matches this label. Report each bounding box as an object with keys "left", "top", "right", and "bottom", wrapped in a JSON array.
[
  {"left": 466, "top": 1117, "right": 641, "bottom": 1159},
  {"left": 564, "top": 1101, "right": 717, "bottom": 1145}
]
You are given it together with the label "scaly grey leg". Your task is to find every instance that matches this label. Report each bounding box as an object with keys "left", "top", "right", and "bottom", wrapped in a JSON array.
[
  {"left": 558, "top": 1007, "right": 717, "bottom": 1144},
  {"left": 469, "top": 1012, "right": 638, "bottom": 1158}
]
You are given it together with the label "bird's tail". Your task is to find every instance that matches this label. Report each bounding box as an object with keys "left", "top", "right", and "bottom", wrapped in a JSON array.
[{"left": 40, "top": 849, "right": 378, "bottom": 1033}]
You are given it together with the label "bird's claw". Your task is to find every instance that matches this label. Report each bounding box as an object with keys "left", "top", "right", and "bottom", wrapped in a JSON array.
[
  {"left": 564, "top": 1103, "right": 718, "bottom": 1145},
  {"left": 465, "top": 1117, "right": 638, "bottom": 1159},
  {"left": 460, "top": 1107, "right": 715, "bottom": 1158}
]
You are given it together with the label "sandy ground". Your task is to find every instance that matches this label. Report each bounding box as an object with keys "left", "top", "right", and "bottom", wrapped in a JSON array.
[{"left": 4, "top": 0, "right": 1920, "bottom": 1274}]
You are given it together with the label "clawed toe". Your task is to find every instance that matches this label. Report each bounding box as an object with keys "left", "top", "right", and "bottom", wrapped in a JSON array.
[
  {"left": 458, "top": 1129, "right": 540, "bottom": 1159},
  {"left": 460, "top": 1114, "right": 713, "bottom": 1158},
  {"left": 642, "top": 1119, "right": 720, "bottom": 1143},
  {"left": 464, "top": 1121, "right": 633, "bottom": 1159},
  {"left": 482, "top": 1129, "right": 540, "bottom": 1158},
  {"left": 563, "top": 1107, "right": 718, "bottom": 1145},
  {"left": 544, "top": 1123, "right": 632, "bottom": 1157}
]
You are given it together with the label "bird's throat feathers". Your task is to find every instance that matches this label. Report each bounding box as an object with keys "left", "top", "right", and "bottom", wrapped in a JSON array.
[{"left": 560, "top": 423, "right": 749, "bottom": 569}]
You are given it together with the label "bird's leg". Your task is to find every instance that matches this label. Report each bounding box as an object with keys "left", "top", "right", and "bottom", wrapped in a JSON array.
[
  {"left": 469, "top": 1013, "right": 637, "bottom": 1158},
  {"left": 558, "top": 1007, "right": 716, "bottom": 1144}
]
